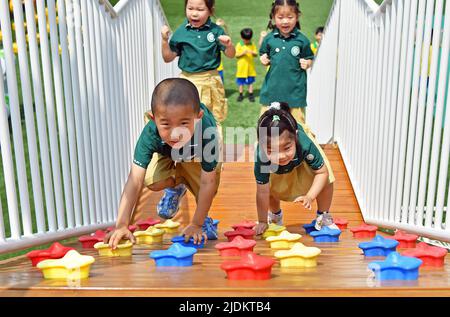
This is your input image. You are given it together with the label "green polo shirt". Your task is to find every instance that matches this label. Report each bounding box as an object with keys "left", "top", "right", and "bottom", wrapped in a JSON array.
[
  {"left": 133, "top": 103, "right": 219, "bottom": 172},
  {"left": 254, "top": 124, "right": 325, "bottom": 184},
  {"left": 169, "top": 18, "right": 226, "bottom": 73},
  {"left": 259, "top": 28, "right": 314, "bottom": 108}
]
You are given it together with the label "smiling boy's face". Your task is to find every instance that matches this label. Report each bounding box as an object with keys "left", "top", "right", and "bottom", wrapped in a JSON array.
[
  {"left": 186, "top": 0, "right": 211, "bottom": 28},
  {"left": 151, "top": 104, "right": 204, "bottom": 149}
]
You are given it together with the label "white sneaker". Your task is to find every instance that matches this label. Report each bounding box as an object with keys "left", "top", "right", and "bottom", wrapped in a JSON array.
[
  {"left": 314, "top": 212, "right": 339, "bottom": 230},
  {"left": 268, "top": 211, "right": 283, "bottom": 225}
]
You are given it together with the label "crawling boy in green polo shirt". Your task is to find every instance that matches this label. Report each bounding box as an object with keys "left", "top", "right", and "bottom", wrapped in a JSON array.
[{"left": 105, "top": 78, "right": 221, "bottom": 248}]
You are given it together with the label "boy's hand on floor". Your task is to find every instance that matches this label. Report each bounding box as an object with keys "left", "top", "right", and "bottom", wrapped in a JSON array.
[
  {"left": 254, "top": 222, "right": 268, "bottom": 236},
  {"left": 218, "top": 35, "right": 232, "bottom": 47},
  {"left": 260, "top": 54, "right": 270, "bottom": 66},
  {"left": 182, "top": 223, "right": 207, "bottom": 245},
  {"left": 294, "top": 195, "right": 313, "bottom": 210},
  {"left": 104, "top": 226, "right": 136, "bottom": 250},
  {"left": 161, "top": 25, "right": 171, "bottom": 41}
]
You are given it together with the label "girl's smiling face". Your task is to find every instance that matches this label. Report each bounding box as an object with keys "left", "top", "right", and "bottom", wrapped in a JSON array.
[
  {"left": 186, "top": 0, "right": 211, "bottom": 28},
  {"left": 273, "top": 5, "right": 299, "bottom": 37},
  {"left": 263, "top": 130, "right": 297, "bottom": 166}
]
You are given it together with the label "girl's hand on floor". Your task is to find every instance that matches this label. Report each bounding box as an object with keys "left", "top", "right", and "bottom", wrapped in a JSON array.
[
  {"left": 161, "top": 25, "right": 171, "bottom": 41},
  {"left": 218, "top": 35, "right": 232, "bottom": 47},
  {"left": 260, "top": 54, "right": 270, "bottom": 66},
  {"left": 182, "top": 223, "right": 207, "bottom": 245},
  {"left": 105, "top": 226, "right": 135, "bottom": 250},
  {"left": 254, "top": 222, "right": 269, "bottom": 235},
  {"left": 294, "top": 195, "right": 313, "bottom": 210},
  {"left": 300, "top": 58, "right": 313, "bottom": 70}
]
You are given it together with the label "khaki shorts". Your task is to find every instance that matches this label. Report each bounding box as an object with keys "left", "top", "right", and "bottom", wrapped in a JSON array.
[
  {"left": 180, "top": 70, "right": 228, "bottom": 123},
  {"left": 268, "top": 128, "right": 335, "bottom": 202},
  {"left": 144, "top": 153, "right": 222, "bottom": 200}
]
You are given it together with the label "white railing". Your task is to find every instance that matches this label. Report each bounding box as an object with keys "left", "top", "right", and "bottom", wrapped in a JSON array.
[
  {"left": 0, "top": 0, "right": 177, "bottom": 254},
  {"left": 309, "top": 0, "right": 450, "bottom": 242}
]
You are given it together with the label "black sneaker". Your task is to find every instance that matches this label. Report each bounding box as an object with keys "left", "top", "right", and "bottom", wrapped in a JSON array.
[
  {"left": 249, "top": 94, "right": 255, "bottom": 102},
  {"left": 237, "top": 94, "right": 244, "bottom": 102}
]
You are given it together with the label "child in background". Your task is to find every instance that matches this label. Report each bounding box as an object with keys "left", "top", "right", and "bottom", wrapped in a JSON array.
[
  {"left": 311, "top": 26, "right": 324, "bottom": 56},
  {"left": 215, "top": 18, "right": 229, "bottom": 83},
  {"left": 253, "top": 102, "right": 338, "bottom": 233},
  {"left": 235, "top": 28, "right": 257, "bottom": 102},
  {"left": 161, "top": 0, "right": 235, "bottom": 124},
  {"left": 259, "top": 0, "right": 314, "bottom": 126},
  {"left": 160, "top": 0, "right": 235, "bottom": 217},
  {"left": 105, "top": 78, "right": 222, "bottom": 248}
]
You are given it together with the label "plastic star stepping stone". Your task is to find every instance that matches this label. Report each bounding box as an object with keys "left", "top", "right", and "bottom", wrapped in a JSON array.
[
  {"left": 310, "top": 227, "right": 341, "bottom": 243},
  {"left": 149, "top": 243, "right": 197, "bottom": 267},
  {"left": 27, "top": 242, "right": 75, "bottom": 266},
  {"left": 232, "top": 220, "right": 257, "bottom": 230},
  {"left": 224, "top": 228, "right": 256, "bottom": 242},
  {"left": 262, "top": 223, "right": 286, "bottom": 239},
  {"left": 78, "top": 230, "right": 107, "bottom": 248},
  {"left": 135, "top": 217, "right": 161, "bottom": 231},
  {"left": 368, "top": 252, "right": 422, "bottom": 281},
  {"left": 350, "top": 223, "right": 378, "bottom": 239},
  {"left": 334, "top": 218, "right": 349, "bottom": 230},
  {"left": 37, "top": 250, "right": 95, "bottom": 280},
  {"left": 215, "top": 236, "right": 256, "bottom": 256},
  {"left": 171, "top": 236, "right": 206, "bottom": 249},
  {"left": 388, "top": 230, "right": 419, "bottom": 248},
  {"left": 133, "top": 227, "right": 165, "bottom": 245},
  {"left": 303, "top": 220, "right": 317, "bottom": 234},
  {"left": 220, "top": 252, "right": 275, "bottom": 280},
  {"left": 402, "top": 242, "right": 448, "bottom": 267},
  {"left": 358, "top": 235, "right": 399, "bottom": 257},
  {"left": 274, "top": 243, "right": 322, "bottom": 268},
  {"left": 266, "top": 230, "right": 302, "bottom": 249},
  {"left": 155, "top": 219, "right": 181, "bottom": 233},
  {"left": 94, "top": 240, "right": 133, "bottom": 257}
]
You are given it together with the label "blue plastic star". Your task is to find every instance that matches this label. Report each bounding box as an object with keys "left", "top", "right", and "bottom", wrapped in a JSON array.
[
  {"left": 171, "top": 236, "right": 205, "bottom": 249},
  {"left": 359, "top": 235, "right": 399, "bottom": 257},
  {"left": 310, "top": 227, "right": 341, "bottom": 242},
  {"left": 368, "top": 252, "right": 423, "bottom": 281},
  {"left": 149, "top": 243, "right": 197, "bottom": 267},
  {"left": 303, "top": 220, "right": 317, "bottom": 234}
]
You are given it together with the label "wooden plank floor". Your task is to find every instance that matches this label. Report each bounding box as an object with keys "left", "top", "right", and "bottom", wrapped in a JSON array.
[{"left": 1, "top": 146, "right": 450, "bottom": 297}]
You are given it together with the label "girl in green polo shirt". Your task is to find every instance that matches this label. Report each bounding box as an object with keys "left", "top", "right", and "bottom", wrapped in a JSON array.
[
  {"left": 259, "top": 0, "right": 314, "bottom": 127},
  {"left": 160, "top": 0, "right": 236, "bottom": 124},
  {"left": 253, "top": 102, "right": 339, "bottom": 235}
]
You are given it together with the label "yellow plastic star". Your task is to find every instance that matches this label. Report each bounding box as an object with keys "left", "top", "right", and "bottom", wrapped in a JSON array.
[
  {"left": 274, "top": 243, "right": 322, "bottom": 268},
  {"left": 266, "top": 230, "right": 302, "bottom": 249},
  {"left": 262, "top": 223, "right": 286, "bottom": 239},
  {"left": 155, "top": 219, "right": 181, "bottom": 233},
  {"left": 37, "top": 250, "right": 95, "bottom": 280},
  {"left": 133, "top": 226, "right": 165, "bottom": 244},
  {"left": 94, "top": 240, "right": 133, "bottom": 257}
]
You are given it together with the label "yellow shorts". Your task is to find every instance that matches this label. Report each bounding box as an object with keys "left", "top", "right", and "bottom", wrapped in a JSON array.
[
  {"left": 268, "top": 130, "right": 335, "bottom": 202},
  {"left": 144, "top": 153, "right": 222, "bottom": 200},
  {"left": 180, "top": 70, "right": 228, "bottom": 123}
]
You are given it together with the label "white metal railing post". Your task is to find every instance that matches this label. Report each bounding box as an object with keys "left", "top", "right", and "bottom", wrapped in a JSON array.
[
  {"left": 11, "top": 0, "right": 45, "bottom": 235},
  {"left": 0, "top": 0, "right": 30, "bottom": 239}
]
